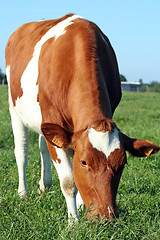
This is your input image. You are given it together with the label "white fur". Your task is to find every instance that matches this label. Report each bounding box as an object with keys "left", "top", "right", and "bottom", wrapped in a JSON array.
[
  {"left": 53, "top": 147, "right": 79, "bottom": 221},
  {"left": 6, "top": 65, "right": 12, "bottom": 108},
  {"left": 88, "top": 127, "right": 120, "bottom": 158},
  {"left": 6, "top": 65, "right": 28, "bottom": 196},
  {"left": 9, "top": 106, "right": 29, "bottom": 197},
  {"left": 76, "top": 190, "right": 84, "bottom": 210}
]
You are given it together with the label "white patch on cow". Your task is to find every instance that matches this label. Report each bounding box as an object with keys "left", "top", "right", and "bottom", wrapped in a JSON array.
[
  {"left": 6, "top": 65, "right": 13, "bottom": 108},
  {"left": 15, "top": 14, "right": 82, "bottom": 133},
  {"left": 76, "top": 190, "right": 84, "bottom": 210},
  {"left": 88, "top": 127, "right": 120, "bottom": 158},
  {"left": 6, "top": 65, "right": 10, "bottom": 85},
  {"left": 9, "top": 106, "right": 29, "bottom": 197},
  {"left": 53, "top": 147, "right": 79, "bottom": 221},
  {"left": 54, "top": 147, "right": 73, "bottom": 176},
  {"left": 15, "top": 64, "right": 42, "bottom": 133}
]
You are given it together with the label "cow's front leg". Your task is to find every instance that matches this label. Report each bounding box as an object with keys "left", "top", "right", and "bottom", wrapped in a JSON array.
[
  {"left": 76, "top": 191, "right": 85, "bottom": 211},
  {"left": 69, "top": 149, "right": 84, "bottom": 211},
  {"left": 52, "top": 147, "right": 79, "bottom": 222},
  {"left": 38, "top": 134, "right": 52, "bottom": 193}
]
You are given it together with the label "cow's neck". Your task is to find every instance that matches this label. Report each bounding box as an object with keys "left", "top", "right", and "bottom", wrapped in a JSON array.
[
  {"left": 68, "top": 36, "right": 113, "bottom": 132},
  {"left": 68, "top": 77, "right": 112, "bottom": 132}
]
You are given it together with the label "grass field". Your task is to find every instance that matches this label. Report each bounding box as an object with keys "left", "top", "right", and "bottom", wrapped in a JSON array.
[{"left": 0, "top": 85, "right": 160, "bottom": 239}]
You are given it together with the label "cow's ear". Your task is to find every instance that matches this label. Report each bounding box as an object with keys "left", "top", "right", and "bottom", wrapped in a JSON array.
[
  {"left": 41, "top": 123, "right": 71, "bottom": 148},
  {"left": 120, "top": 132, "right": 160, "bottom": 157}
]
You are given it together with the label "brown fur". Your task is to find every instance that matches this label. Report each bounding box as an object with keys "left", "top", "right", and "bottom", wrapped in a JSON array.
[
  {"left": 91, "top": 119, "right": 115, "bottom": 133},
  {"left": 38, "top": 18, "right": 107, "bottom": 132},
  {"left": 46, "top": 141, "right": 61, "bottom": 163}
]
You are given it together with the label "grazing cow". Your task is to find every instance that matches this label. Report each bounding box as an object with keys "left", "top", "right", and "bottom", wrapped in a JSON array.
[{"left": 5, "top": 14, "right": 160, "bottom": 222}]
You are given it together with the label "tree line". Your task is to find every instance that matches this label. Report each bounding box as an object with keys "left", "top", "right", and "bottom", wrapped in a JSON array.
[
  {"left": 120, "top": 74, "right": 160, "bottom": 93},
  {"left": 0, "top": 69, "right": 7, "bottom": 84}
]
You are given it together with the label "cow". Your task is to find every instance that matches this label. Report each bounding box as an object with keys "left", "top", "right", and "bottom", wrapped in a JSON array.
[{"left": 5, "top": 14, "right": 160, "bottom": 222}]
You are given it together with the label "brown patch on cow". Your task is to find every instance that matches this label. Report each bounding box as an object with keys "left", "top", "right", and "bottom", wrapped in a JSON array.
[
  {"left": 120, "top": 133, "right": 160, "bottom": 157},
  {"left": 56, "top": 158, "right": 61, "bottom": 164},
  {"left": 107, "top": 147, "right": 127, "bottom": 174},
  {"left": 41, "top": 123, "right": 72, "bottom": 149},
  {"left": 91, "top": 119, "right": 115, "bottom": 133},
  {"left": 38, "top": 18, "right": 110, "bottom": 134},
  {"left": 62, "top": 176, "right": 76, "bottom": 197},
  {"left": 46, "top": 141, "right": 61, "bottom": 163},
  {"left": 5, "top": 14, "right": 75, "bottom": 106}
]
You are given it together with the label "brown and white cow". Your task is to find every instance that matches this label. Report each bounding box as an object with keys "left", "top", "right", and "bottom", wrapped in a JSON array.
[{"left": 5, "top": 14, "right": 160, "bottom": 222}]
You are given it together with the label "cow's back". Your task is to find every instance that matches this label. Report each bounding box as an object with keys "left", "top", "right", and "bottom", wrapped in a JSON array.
[{"left": 5, "top": 14, "right": 121, "bottom": 133}]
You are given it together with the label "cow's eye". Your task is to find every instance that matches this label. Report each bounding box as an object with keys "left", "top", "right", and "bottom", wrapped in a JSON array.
[{"left": 81, "top": 160, "right": 87, "bottom": 167}]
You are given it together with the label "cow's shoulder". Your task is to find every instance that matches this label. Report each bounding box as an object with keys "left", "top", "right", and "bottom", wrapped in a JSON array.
[{"left": 5, "top": 14, "right": 76, "bottom": 66}]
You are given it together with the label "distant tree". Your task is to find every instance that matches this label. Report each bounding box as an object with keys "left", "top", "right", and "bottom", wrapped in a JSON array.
[
  {"left": 139, "top": 85, "right": 147, "bottom": 92},
  {"left": 0, "top": 69, "right": 7, "bottom": 84},
  {"left": 120, "top": 74, "right": 127, "bottom": 82},
  {"left": 139, "top": 79, "right": 143, "bottom": 84},
  {"left": 149, "top": 81, "right": 160, "bottom": 93}
]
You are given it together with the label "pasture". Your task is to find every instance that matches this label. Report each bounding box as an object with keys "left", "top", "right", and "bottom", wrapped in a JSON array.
[{"left": 0, "top": 85, "right": 160, "bottom": 239}]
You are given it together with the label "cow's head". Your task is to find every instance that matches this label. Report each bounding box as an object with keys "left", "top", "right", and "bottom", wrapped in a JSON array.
[{"left": 42, "top": 119, "right": 160, "bottom": 221}]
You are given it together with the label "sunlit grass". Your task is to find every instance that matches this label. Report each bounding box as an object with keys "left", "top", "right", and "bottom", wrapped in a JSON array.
[{"left": 0, "top": 85, "right": 160, "bottom": 239}]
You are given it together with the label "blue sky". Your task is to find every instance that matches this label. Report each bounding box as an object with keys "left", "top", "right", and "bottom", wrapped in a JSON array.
[{"left": 1, "top": 0, "right": 160, "bottom": 83}]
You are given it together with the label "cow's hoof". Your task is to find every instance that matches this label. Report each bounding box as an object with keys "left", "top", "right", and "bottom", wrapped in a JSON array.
[{"left": 18, "top": 190, "right": 29, "bottom": 198}]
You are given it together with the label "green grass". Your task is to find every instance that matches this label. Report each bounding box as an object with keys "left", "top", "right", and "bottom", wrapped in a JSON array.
[{"left": 0, "top": 85, "right": 160, "bottom": 239}]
